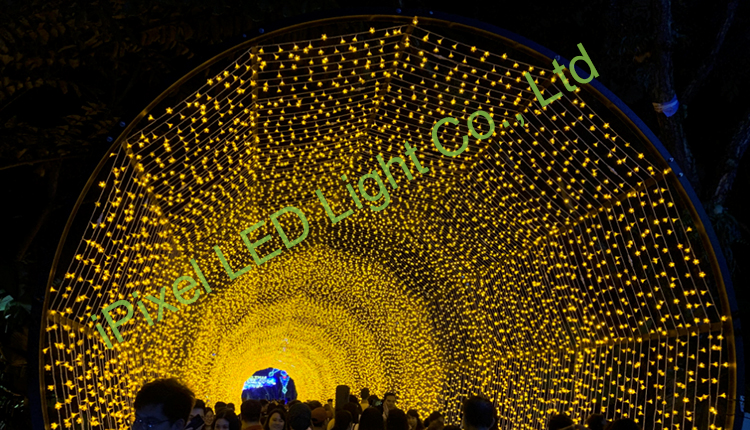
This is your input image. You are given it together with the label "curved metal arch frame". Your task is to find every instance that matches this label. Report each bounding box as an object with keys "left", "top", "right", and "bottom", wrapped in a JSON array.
[{"left": 35, "top": 7, "right": 744, "bottom": 430}]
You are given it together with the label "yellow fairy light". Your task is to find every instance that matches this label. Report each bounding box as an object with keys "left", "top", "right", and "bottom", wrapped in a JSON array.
[{"left": 41, "top": 19, "right": 736, "bottom": 430}]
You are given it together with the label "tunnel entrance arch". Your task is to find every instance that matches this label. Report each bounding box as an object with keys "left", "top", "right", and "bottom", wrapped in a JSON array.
[{"left": 37, "top": 8, "right": 743, "bottom": 430}]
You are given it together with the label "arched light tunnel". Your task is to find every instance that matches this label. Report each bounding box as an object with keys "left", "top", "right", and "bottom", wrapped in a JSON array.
[{"left": 39, "top": 11, "right": 743, "bottom": 430}]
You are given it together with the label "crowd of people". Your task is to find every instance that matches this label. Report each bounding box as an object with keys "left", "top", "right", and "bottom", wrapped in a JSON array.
[{"left": 130, "top": 378, "right": 643, "bottom": 430}]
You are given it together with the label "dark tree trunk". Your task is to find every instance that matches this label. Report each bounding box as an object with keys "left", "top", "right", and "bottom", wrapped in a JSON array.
[
  {"left": 711, "top": 109, "right": 750, "bottom": 210},
  {"left": 651, "top": 0, "right": 700, "bottom": 191}
]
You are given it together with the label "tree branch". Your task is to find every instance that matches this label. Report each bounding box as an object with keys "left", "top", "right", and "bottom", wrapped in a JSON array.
[
  {"left": 15, "top": 161, "right": 61, "bottom": 262},
  {"left": 0, "top": 87, "right": 32, "bottom": 119},
  {"left": 113, "top": 60, "right": 145, "bottom": 108},
  {"left": 711, "top": 108, "right": 750, "bottom": 209},
  {"left": 0, "top": 155, "right": 84, "bottom": 172},
  {"left": 651, "top": 0, "right": 700, "bottom": 190},
  {"left": 681, "top": 0, "right": 739, "bottom": 108}
]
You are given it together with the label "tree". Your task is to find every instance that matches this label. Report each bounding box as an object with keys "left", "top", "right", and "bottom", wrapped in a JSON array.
[
  {"left": 650, "top": 0, "right": 749, "bottom": 204},
  {"left": 647, "top": 0, "right": 750, "bottom": 290}
]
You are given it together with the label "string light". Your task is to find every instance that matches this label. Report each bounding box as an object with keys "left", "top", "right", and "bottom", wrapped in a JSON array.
[{"left": 42, "top": 19, "right": 734, "bottom": 430}]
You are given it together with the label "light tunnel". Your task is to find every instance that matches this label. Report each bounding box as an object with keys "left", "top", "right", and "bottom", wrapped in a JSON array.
[{"left": 39, "top": 10, "right": 743, "bottom": 430}]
